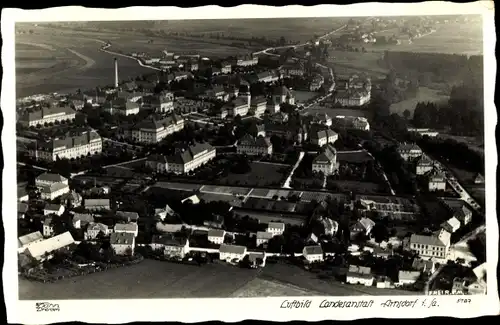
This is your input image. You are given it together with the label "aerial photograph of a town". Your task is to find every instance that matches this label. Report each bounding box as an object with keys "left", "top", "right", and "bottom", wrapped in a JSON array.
[{"left": 15, "top": 13, "right": 487, "bottom": 300}]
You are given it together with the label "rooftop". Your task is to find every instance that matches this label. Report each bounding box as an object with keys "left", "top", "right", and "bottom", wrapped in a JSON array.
[
  {"left": 219, "top": 244, "right": 246, "bottom": 255},
  {"left": 110, "top": 232, "right": 135, "bottom": 245}
]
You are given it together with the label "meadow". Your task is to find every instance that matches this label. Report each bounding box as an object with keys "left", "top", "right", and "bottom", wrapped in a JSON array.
[
  {"left": 390, "top": 87, "right": 449, "bottom": 117},
  {"left": 328, "top": 50, "right": 388, "bottom": 78},
  {"left": 368, "top": 21, "right": 483, "bottom": 55}
]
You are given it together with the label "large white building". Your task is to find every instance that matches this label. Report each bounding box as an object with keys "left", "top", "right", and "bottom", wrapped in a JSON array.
[
  {"left": 145, "top": 142, "right": 216, "bottom": 175},
  {"left": 236, "top": 134, "right": 273, "bottom": 156},
  {"left": 219, "top": 244, "right": 247, "bottom": 262},
  {"left": 334, "top": 75, "right": 372, "bottom": 107},
  {"left": 256, "top": 231, "right": 274, "bottom": 247},
  {"left": 130, "top": 114, "right": 184, "bottom": 144},
  {"left": 409, "top": 229, "right": 451, "bottom": 260},
  {"left": 39, "top": 182, "right": 70, "bottom": 200},
  {"left": 312, "top": 144, "right": 338, "bottom": 176},
  {"left": 29, "top": 129, "right": 102, "bottom": 162},
  {"left": 114, "top": 223, "right": 139, "bottom": 237},
  {"left": 208, "top": 229, "right": 225, "bottom": 245},
  {"left": 20, "top": 105, "right": 76, "bottom": 127},
  {"left": 35, "top": 173, "right": 68, "bottom": 187},
  {"left": 237, "top": 56, "right": 258, "bottom": 67},
  {"left": 267, "top": 222, "right": 285, "bottom": 236},
  {"left": 333, "top": 116, "right": 370, "bottom": 131}
]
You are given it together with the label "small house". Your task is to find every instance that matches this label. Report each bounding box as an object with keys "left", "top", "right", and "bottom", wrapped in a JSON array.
[
  {"left": 346, "top": 265, "right": 374, "bottom": 286},
  {"left": 44, "top": 203, "right": 65, "bottom": 216},
  {"left": 248, "top": 252, "right": 266, "bottom": 268},
  {"left": 256, "top": 231, "right": 274, "bottom": 247},
  {"left": 303, "top": 245, "right": 324, "bottom": 263},
  {"left": 72, "top": 213, "right": 95, "bottom": 229},
  {"left": 208, "top": 229, "right": 226, "bottom": 245},
  {"left": 397, "top": 270, "right": 421, "bottom": 287},
  {"left": 85, "top": 222, "right": 110, "bottom": 240},
  {"left": 219, "top": 244, "right": 247, "bottom": 262},
  {"left": 267, "top": 222, "right": 285, "bottom": 237}
]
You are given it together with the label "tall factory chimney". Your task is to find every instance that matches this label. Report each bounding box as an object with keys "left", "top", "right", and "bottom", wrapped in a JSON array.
[{"left": 114, "top": 58, "right": 119, "bottom": 88}]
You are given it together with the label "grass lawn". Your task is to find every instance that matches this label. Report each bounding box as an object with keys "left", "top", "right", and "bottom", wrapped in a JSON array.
[
  {"left": 230, "top": 278, "right": 319, "bottom": 297},
  {"left": 327, "top": 50, "right": 388, "bottom": 77},
  {"left": 219, "top": 162, "right": 290, "bottom": 187},
  {"left": 326, "top": 180, "right": 386, "bottom": 194},
  {"left": 19, "top": 259, "right": 260, "bottom": 300},
  {"left": 390, "top": 87, "right": 449, "bottom": 117},
  {"left": 337, "top": 151, "right": 373, "bottom": 163}
]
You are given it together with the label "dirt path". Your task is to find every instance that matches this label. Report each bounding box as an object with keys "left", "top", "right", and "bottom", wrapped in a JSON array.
[{"left": 67, "top": 48, "right": 96, "bottom": 70}]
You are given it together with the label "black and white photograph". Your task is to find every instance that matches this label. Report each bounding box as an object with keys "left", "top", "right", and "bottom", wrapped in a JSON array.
[{"left": 2, "top": 2, "right": 498, "bottom": 323}]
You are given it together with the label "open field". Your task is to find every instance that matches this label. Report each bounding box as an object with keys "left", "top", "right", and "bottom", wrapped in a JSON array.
[
  {"left": 19, "top": 259, "right": 259, "bottom": 299},
  {"left": 219, "top": 162, "right": 290, "bottom": 187},
  {"left": 16, "top": 32, "right": 153, "bottom": 98},
  {"left": 327, "top": 180, "right": 384, "bottom": 194},
  {"left": 327, "top": 50, "right": 388, "bottom": 78},
  {"left": 302, "top": 106, "right": 367, "bottom": 118},
  {"left": 390, "top": 87, "right": 449, "bottom": 117},
  {"left": 20, "top": 258, "right": 417, "bottom": 300},
  {"left": 369, "top": 21, "right": 483, "bottom": 55},
  {"left": 231, "top": 278, "right": 319, "bottom": 297}
]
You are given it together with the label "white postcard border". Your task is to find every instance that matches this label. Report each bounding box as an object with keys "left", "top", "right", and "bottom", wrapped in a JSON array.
[{"left": 2, "top": 3, "right": 498, "bottom": 324}]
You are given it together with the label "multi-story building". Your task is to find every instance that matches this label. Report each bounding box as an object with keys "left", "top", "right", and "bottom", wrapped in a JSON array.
[
  {"left": 29, "top": 129, "right": 102, "bottom": 162},
  {"left": 140, "top": 91, "right": 174, "bottom": 113},
  {"left": 110, "top": 232, "right": 135, "bottom": 256},
  {"left": 267, "top": 222, "right": 285, "bottom": 236},
  {"left": 303, "top": 245, "right": 324, "bottom": 263},
  {"left": 312, "top": 144, "right": 338, "bottom": 175},
  {"left": 224, "top": 95, "right": 250, "bottom": 117},
  {"left": 130, "top": 114, "right": 184, "bottom": 144},
  {"left": 397, "top": 143, "right": 423, "bottom": 161},
  {"left": 237, "top": 56, "right": 259, "bottom": 67},
  {"left": 256, "top": 231, "right": 274, "bottom": 247},
  {"left": 237, "top": 134, "right": 273, "bottom": 156},
  {"left": 346, "top": 265, "right": 374, "bottom": 286},
  {"left": 428, "top": 169, "right": 447, "bottom": 192},
  {"left": 103, "top": 98, "right": 140, "bottom": 116},
  {"left": 208, "top": 229, "right": 225, "bottom": 245},
  {"left": 219, "top": 244, "right": 247, "bottom": 262},
  {"left": 84, "top": 222, "right": 110, "bottom": 240},
  {"left": 145, "top": 142, "right": 216, "bottom": 175},
  {"left": 416, "top": 155, "right": 434, "bottom": 175},
  {"left": 114, "top": 223, "right": 139, "bottom": 238},
  {"left": 221, "top": 62, "right": 232, "bottom": 74},
  {"left": 39, "top": 182, "right": 70, "bottom": 200},
  {"left": 409, "top": 229, "right": 451, "bottom": 260},
  {"left": 309, "top": 129, "right": 338, "bottom": 147},
  {"left": 335, "top": 89, "right": 370, "bottom": 106},
  {"left": 250, "top": 96, "right": 268, "bottom": 117},
  {"left": 151, "top": 235, "right": 190, "bottom": 259},
  {"left": 19, "top": 105, "right": 76, "bottom": 127},
  {"left": 272, "top": 86, "right": 296, "bottom": 105},
  {"left": 35, "top": 173, "right": 68, "bottom": 187}
]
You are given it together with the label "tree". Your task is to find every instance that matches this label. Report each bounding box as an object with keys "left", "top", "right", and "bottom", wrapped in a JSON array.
[{"left": 403, "top": 109, "right": 411, "bottom": 120}]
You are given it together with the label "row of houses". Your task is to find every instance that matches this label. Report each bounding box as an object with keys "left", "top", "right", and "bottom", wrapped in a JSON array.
[{"left": 118, "top": 113, "right": 185, "bottom": 144}]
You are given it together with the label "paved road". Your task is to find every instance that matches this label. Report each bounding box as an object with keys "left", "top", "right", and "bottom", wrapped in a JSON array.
[
  {"left": 282, "top": 151, "right": 305, "bottom": 189},
  {"left": 100, "top": 44, "right": 163, "bottom": 71}
]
